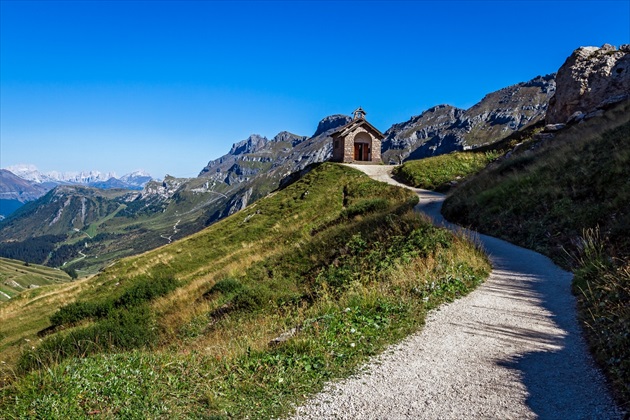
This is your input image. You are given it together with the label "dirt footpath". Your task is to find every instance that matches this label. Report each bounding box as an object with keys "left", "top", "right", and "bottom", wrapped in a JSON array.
[{"left": 291, "top": 165, "right": 621, "bottom": 419}]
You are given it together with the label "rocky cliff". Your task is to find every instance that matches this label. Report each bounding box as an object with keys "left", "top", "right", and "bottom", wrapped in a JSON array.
[
  {"left": 198, "top": 114, "right": 351, "bottom": 220},
  {"left": 546, "top": 44, "right": 630, "bottom": 124},
  {"left": 382, "top": 74, "right": 555, "bottom": 163}
]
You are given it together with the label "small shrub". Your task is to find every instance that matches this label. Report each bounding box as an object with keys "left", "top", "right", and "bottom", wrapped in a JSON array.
[
  {"left": 573, "top": 229, "right": 630, "bottom": 405},
  {"left": 49, "top": 275, "right": 178, "bottom": 327},
  {"left": 63, "top": 267, "right": 78, "bottom": 279},
  {"left": 115, "top": 275, "right": 178, "bottom": 308},
  {"left": 50, "top": 301, "right": 113, "bottom": 327},
  {"left": 231, "top": 285, "right": 270, "bottom": 311},
  {"left": 19, "top": 305, "right": 156, "bottom": 374},
  {"left": 209, "top": 278, "right": 244, "bottom": 295},
  {"left": 342, "top": 198, "right": 389, "bottom": 219}
]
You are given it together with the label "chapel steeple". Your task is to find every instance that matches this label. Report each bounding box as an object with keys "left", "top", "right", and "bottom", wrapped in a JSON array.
[{"left": 353, "top": 106, "right": 366, "bottom": 120}]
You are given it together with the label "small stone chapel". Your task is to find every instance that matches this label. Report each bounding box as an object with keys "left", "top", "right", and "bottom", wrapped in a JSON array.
[{"left": 331, "top": 107, "right": 384, "bottom": 164}]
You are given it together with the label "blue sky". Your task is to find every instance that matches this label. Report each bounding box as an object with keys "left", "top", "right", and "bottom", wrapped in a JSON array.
[{"left": 1, "top": 1, "right": 629, "bottom": 178}]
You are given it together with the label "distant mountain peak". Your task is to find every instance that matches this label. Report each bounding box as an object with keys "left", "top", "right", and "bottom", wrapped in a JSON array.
[
  {"left": 272, "top": 131, "right": 305, "bottom": 143},
  {"left": 313, "top": 114, "right": 352, "bottom": 137},
  {"left": 229, "top": 134, "right": 269, "bottom": 155},
  {"left": 123, "top": 169, "right": 151, "bottom": 177}
]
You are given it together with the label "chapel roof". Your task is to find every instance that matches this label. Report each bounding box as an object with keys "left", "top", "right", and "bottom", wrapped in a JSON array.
[{"left": 331, "top": 116, "right": 385, "bottom": 140}]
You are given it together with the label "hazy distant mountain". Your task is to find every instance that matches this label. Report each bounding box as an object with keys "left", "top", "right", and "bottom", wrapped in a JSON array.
[
  {"left": 0, "top": 169, "right": 49, "bottom": 219},
  {"left": 4, "top": 164, "right": 153, "bottom": 190},
  {"left": 6, "top": 164, "right": 116, "bottom": 184},
  {"left": 119, "top": 170, "right": 153, "bottom": 188}
]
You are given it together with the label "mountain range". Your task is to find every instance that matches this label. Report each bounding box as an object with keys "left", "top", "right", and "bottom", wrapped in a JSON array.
[
  {"left": 1, "top": 44, "right": 627, "bottom": 275},
  {"left": 0, "top": 166, "right": 153, "bottom": 219}
]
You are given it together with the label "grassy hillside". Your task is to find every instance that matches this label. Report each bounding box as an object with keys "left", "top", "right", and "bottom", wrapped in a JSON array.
[
  {"left": 0, "top": 163, "right": 490, "bottom": 418},
  {"left": 442, "top": 101, "right": 630, "bottom": 407},
  {"left": 393, "top": 151, "right": 500, "bottom": 191},
  {"left": 0, "top": 258, "right": 72, "bottom": 302}
]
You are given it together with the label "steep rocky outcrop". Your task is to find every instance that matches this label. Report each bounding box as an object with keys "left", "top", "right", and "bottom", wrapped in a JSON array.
[
  {"left": 313, "top": 115, "right": 352, "bottom": 137},
  {"left": 382, "top": 74, "right": 555, "bottom": 163},
  {"left": 382, "top": 105, "right": 464, "bottom": 164},
  {"left": 546, "top": 44, "right": 630, "bottom": 124}
]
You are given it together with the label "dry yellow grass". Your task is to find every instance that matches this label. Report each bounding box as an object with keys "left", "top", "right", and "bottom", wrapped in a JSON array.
[{"left": 0, "top": 277, "right": 94, "bottom": 367}]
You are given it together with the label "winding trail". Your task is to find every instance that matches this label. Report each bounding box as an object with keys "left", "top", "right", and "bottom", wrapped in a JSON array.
[{"left": 292, "top": 165, "right": 621, "bottom": 419}]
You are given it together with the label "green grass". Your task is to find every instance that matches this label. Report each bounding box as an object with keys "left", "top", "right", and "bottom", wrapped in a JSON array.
[
  {"left": 393, "top": 151, "right": 500, "bottom": 191},
  {"left": 442, "top": 101, "right": 630, "bottom": 408},
  {"left": 0, "top": 163, "right": 490, "bottom": 418},
  {"left": 0, "top": 258, "right": 71, "bottom": 302}
]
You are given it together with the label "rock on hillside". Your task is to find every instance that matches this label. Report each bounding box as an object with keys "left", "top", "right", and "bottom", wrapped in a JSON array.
[
  {"left": 546, "top": 44, "right": 630, "bottom": 124},
  {"left": 382, "top": 75, "right": 555, "bottom": 163},
  {"left": 313, "top": 114, "right": 352, "bottom": 137},
  {"left": 382, "top": 105, "right": 465, "bottom": 164}
]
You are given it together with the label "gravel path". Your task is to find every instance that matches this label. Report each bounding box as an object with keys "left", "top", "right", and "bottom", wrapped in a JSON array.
[{"left": 291, "top": 165, "right": 621, "bottom": 419}]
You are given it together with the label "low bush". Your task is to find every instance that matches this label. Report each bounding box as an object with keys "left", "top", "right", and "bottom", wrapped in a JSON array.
[
  {"left": 50, "top": 275, "right": 177, "bottom": 327},
  {"left": 341, "top": 198, "right": 389, "bottom": 219},
  {"left": 209, "top": 278, "right": 243, "bottom": 295},
  {"left": 19, "top": 305, "right": 156, "bottom": 374}
]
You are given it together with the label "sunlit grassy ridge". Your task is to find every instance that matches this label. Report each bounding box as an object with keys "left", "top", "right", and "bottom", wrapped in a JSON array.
[
  {"left": 442, "top": 101, "right": 630, "bottom": 407},
  {"left": 393, "top": 151, "right": 500, "bottom": 191},
  {"left": 1, "top": 163, "right": 490, "bottom": 418}
]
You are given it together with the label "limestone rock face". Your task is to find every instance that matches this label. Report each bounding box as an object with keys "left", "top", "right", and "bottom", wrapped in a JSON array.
[
  {"left": 546, "top": 44, "right": 630, "bottom": 124},
  {"left": 229, "top": 134, "right": 269, "bottom": 155},
  {"left": 381, "top": 74, "right": 555, "bottom": 164},
  {"left": 313, "top": 114, "right": 352, "bottom": 137}
]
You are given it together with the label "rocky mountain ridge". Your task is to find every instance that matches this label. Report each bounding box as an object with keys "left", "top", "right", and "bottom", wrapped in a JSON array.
[
  {"left": 5, "top": 164, "right": 153, "bottom": 190},
  {"left": 382, "top": 74, "right": 556, "bottom": 163},
  {"left": 0, "top": 166, "right": 154, "bottom": 218}
]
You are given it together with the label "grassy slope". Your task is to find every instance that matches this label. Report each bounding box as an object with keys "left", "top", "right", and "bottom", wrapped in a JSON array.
[
  {"left": 442, "top": 101, "right": 630, "bottom": 407},
  {"left": 0, "top": 258, "right": 71, "bottom": 302},
  {"left": 393, "top": 151, "right": 500, "bottom": 191},
  {"left": 0, "top": 163, "right": 490, "bottom": 418}
]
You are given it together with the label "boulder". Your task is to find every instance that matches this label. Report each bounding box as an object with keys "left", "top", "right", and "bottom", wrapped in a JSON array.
[
  {"left": 546, "top": 44, "right": 630, "bottom": 124},
  {"left": 543, "top": 123, "right": 566, "bottom": 132}
]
